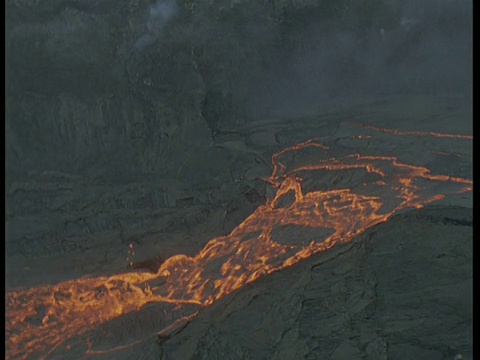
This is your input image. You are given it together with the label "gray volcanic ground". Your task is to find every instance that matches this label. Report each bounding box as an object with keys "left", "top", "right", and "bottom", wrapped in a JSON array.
[{"left": 5, "top": 0, "right": 472, "bottom": 359}]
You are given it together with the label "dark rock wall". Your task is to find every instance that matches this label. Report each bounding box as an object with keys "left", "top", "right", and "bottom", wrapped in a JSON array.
[
  {"left": 6, "top": 0, "right": 472, "bottom": 179},
  {"left": 5, "top": 0, "right": 472, "bottom": 284},
  {"left": 4, "top": 2, "right": 472, "bottom": 358}
]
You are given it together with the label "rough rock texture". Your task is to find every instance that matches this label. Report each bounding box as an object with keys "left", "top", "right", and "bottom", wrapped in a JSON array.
[
  {"left": 159, "top": 206, "right": 472, "bottom": 360},
  {"left": 49, "top": 205, "right": 472, "bottom": 360},
  {"left": 6, "top": 0, "right": 472, "bottom": 179},
  {"left": 6, "top": 94, "right": 472, "bottom": 289},
  {"left": 5, "top": 0, "right": 472, "bottom": 271},
  {"left": 5, "top": 0, "right": 472, "bottom": 359}
]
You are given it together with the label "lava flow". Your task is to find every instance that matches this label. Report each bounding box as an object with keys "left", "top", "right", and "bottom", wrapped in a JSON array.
[
  {"left": 351, "top": 122, "right": 474, "bottom": 140},
  {"left": 5, "top": 126, "right": 472, "bottom": 359}
]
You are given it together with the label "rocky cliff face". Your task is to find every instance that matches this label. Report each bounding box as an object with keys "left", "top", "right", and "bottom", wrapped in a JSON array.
[
  {"left": 5, "top": 0, "right": 472, "bottom": 359},
  {"left": 6, "top": 0, "right": 472, "bottom": 180}
]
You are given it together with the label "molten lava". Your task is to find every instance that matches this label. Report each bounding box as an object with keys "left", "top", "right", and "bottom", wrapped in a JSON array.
[
  {"left": 351, "top": 122, "right": 473, "bottom": 140},
  {"left": 5, "top": 125, "right": 472, "bottom": 359}
]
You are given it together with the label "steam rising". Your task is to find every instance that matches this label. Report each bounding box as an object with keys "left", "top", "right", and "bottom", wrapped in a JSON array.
[
  {"left": 133, "top": 0, "right": 178, "bottom": 51},
  {"left": 243, "top": 0, "right": 472, "bottom": 118}
]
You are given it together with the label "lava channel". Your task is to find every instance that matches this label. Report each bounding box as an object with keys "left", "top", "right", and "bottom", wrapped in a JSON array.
[{"left": 5, "top": 129, "right": 472, "bottom": 359}]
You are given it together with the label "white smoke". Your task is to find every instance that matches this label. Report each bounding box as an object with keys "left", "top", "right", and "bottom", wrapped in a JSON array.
[
  {"left": 147, "top": 0, "right": 178, "bottom": 32},
  {"left": 133, "top": 0, "right": 178, "bottom": 51}
]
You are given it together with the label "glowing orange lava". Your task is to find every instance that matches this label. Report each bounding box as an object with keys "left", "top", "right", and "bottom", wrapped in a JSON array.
[
  {"left": 351, "top": 122, "right": 473, "bottom": 140},
  {"left": 5, "top": 126, "right": 472, "bottom": 359}
]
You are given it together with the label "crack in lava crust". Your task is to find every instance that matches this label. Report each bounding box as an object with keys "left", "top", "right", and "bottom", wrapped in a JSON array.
[{"left": 5, "top": 130, "right": 472, "bottom": 359}]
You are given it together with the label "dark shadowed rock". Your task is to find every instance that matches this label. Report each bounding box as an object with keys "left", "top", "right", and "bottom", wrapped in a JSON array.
[
  {"left": 5, "top": 0, "right": 472, "bottom": 358},
  {"left": 50, "top": 206, "right": 471, "bottom": 359},
  {"left": 154, "top": 206, "right": 472, "bottom": 359}
]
